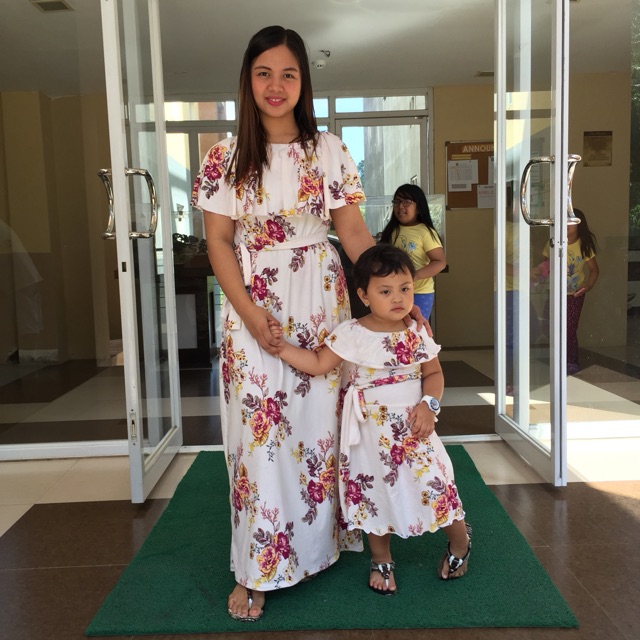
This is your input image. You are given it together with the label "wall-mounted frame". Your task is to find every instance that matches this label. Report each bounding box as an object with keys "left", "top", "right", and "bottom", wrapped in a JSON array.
[{"left": 445, "top": 140, "right": 494, "bottom": 209}]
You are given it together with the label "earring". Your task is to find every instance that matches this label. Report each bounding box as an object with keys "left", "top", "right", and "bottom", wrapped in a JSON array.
[{"left": 364, "top": 301, "right": 369, "bottom": 307}]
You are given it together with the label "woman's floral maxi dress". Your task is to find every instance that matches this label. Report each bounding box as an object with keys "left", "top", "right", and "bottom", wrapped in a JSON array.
[
  {"left": 191, "top": 132, "right": 365, "bottom": 591},
  {"left": 325, "top": 320, "right": 466, "bottom": 537}
]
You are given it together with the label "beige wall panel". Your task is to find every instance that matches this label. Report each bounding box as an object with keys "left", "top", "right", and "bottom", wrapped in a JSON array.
[
  {"left": 52, "top": 96, "right": 95, "bottom": 359},
  {"left": 569, "top": 71, "right": 631, "bottom": 349},
  {"left": 433, "top": 84, "right": 494, "bottom": 347}
]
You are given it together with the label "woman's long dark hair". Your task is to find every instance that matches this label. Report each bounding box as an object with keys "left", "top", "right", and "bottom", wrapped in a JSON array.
[
  {"left": 379, "top": 184, "right": 440, "bottom": 244},
  {"left": 229, "top": 26, "right": 318, "bottom": 187},
  {"left": 572, "top": 208, "right": 598, "bottom": 258}
]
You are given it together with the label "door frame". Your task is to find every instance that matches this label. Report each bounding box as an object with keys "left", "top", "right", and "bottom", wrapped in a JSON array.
[
  {"left": 101, "top": 0, "right": 183, "bottom": 502},
  {"left": 494, "top": 0, "right": 570, "bottom": 486}
]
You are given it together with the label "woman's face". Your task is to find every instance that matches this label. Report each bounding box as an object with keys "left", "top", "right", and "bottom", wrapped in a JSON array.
[
  {"left": 392, "top": 195, "right": 418, "bottom": 226},
  {"left": 250, "top": 44, "right": 302, "bottom": 123}
]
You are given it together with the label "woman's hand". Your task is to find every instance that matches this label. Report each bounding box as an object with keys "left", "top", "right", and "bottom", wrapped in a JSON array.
[
  {"left": 242, "top": 305, "right": 281, "bottom": 355},
  {"left": 405, "top": 304, "right": 433, "bottom": 336}
]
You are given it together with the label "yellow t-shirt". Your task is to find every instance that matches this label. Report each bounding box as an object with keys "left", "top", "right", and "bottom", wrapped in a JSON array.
[
  {"left": 543, "top": 238, "right": 596, "bottom": 293},
  {"left": 392, "top": 224, "right": 442, "bottom": 294}
]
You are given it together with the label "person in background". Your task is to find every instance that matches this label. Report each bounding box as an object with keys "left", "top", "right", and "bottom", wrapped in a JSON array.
[
  {"left": 379, "top": 184, "right": 446, "bottom": 320},
  {"left": 270, "top": 244, "right": 472, "bottom": 596},
  {"left": 540, "top": 208, "right": 599, "bottom": 375}
]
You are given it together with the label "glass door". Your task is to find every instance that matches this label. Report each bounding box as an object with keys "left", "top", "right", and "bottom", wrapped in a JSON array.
[
  {"left": 101, "top": 0, "right": 182, "bottom": 502},
  {"left": 495, "top": 0, "right": 576, "bottom": 485}
]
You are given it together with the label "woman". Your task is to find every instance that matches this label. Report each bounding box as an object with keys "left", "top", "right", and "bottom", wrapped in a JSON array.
[{"left": 191, "top": 26, "right": 376, "bottom": 621}]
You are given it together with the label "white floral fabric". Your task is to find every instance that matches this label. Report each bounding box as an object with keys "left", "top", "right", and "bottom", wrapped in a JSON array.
[
  {"left": 326, "top": 320, "right": 466, "bottom": 538},
  {"left": 191, "top": 132, "right": 365, "bottom": 591}
]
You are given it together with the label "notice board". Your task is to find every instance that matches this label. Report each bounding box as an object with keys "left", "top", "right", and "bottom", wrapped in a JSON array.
[{"left": 445, "top": 141, "right": 494, "bottom": 209}]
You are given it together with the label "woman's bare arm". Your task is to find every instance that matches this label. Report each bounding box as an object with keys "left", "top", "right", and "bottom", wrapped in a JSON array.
[{"left": 204, "top": 211, "right": 280, "bottom": 353}]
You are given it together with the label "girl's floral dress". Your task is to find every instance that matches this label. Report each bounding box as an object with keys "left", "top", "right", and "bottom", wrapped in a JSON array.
[
  {"left": 191, "top": 132, "right": 365, "bottom": 592},
  {"left": 325, "top": 320, "right": 465, "bottom": 538}
]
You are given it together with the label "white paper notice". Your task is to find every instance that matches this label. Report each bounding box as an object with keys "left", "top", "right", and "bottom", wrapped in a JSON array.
[
  {"left": 477, "top": 184, "right": 495, "bottom": 209},
  {"left": 448, "top": 159, "right": 478, "bottom": 192}
]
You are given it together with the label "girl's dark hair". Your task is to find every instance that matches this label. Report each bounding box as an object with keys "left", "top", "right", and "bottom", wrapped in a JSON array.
[
  {"left": 572, "top": 208, "right": 598, "bottom": 258},
  {"left": 229, "top": 25, "right": 318, "bottom": 187},
  {"left": 379, "top": 184, "right": 441, "bottom": 244},
  {"left": 353, "top": 244, "right": 416, "bottom": 292}
]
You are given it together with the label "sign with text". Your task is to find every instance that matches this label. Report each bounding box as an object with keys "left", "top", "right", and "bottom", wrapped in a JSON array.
[{"left": 445, "top": 141, "right": 494, "bottom": 208}]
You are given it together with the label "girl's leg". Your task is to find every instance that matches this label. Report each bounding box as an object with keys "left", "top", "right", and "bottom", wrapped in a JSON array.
[
  {"left": 413, "top": 293, "right": 434, "bottom": 320},
  {"left": 368, "top": 533, "right": 397, "bottom": 593},
  {"left": 439, "top": 519, "right": 471, "bottom": 579},
  {"left": 566, "top": 294, "right": 585, "bottom": 373}
]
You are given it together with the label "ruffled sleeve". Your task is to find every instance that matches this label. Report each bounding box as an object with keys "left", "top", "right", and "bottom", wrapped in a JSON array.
[
  {"left": 190, "top": 137, "right": 240, "bottom": 219},
  {"left": 318, "top": 132, "right": 366, "bottom": 210},
  {"left": 325, "top": 321, "right": 440, "bottom": 368},
  {"left": 324, "top": 320, "right": 377, "bottom": 366},
  {"left": 416, "top": 325, "right": 441, "bottom": 362}
]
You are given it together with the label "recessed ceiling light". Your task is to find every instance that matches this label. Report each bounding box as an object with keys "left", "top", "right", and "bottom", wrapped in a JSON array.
[{"left": 30, "top": 0, "right": 73, "bottom": 12}]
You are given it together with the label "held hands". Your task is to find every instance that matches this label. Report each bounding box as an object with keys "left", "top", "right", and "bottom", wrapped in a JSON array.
[
  {"left": 407, "top": 400, "right": 437, "bottom": 439},
  {"left": 243, "top": 306, "right": 281, "bottom": 356},
  {"left": 267, "top": 320, "right": 284, "bottom": 356}
]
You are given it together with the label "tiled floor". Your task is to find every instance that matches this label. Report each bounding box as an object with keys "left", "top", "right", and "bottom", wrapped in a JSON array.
[
  {"left": 1, "top": 349, "right": 639, "bottom": 639},
  {"left": 1, "top": 444, "right": 639, "bottom": 640}
]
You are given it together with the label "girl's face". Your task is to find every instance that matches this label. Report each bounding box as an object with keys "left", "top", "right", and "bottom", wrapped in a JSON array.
[
  {"left": 392, "top": 196, "right": 419, "bottom": 226},
  {"left": 251, "top": 44, "right": 301, "bottom": 123},
  {"left": 358, "top": 269, "right": 415, "bottom": 324}
]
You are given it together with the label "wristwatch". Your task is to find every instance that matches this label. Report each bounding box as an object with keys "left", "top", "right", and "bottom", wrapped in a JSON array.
[{"left": 421, "top": 394, "right": 441, "bottom": 416}]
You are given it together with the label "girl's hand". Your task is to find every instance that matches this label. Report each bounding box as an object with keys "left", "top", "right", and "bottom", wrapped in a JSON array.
[
  {"left": 405, "top": 304, "right": 433, "bottom": 337},
  {"left": 242, "top": 306, "right": 281, "bottom": 355},
  {"left": 407, "top": 401, "right": 437, "bottom": 439},
  {"left": 572, "top": 287, "right": 587, "bottom": 297}
]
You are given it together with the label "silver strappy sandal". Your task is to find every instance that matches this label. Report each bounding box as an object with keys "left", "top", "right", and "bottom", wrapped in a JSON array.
[{"left": 369, "top": 560, "right": 397, "bottom": 596}]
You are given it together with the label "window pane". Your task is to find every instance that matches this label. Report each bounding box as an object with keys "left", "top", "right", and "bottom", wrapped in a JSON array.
[
  {"left": 340, "top": 123, "right": 424, "bottom": 236},
  {"left": 163, "top": 101, "right": 236, "bottom": 122},
  {"left": 313, "top": 97, "right": 329, "bottom": 118},
  {"left": 336, "top": 95, "right": 426, "bottom": 113}
]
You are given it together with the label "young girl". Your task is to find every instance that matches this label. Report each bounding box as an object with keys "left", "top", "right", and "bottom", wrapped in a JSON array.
[
  {"left": 271, "top": 244, "right": 472, "bottom": 595},
  {"left": 542, "top": 208, "right": 599, "bottom": 374},
  {"left": 380, "top": 184, "right": 446, "bottom": 320}
]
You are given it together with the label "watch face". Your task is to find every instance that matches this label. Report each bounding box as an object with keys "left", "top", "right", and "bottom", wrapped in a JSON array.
[{"left": 429, "top": 398, "right": 440, "bottom": 411}]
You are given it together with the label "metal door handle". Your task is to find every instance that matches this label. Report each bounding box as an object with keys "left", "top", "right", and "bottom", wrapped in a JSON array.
[
  {"left": 97, "top": 168, "right": 158, "bottom": 240},
  {"left": 97, "top": 169, "right": 115, "bottom": 239},
  {"left": 566, "top": 154, "right": 581, "bottom": 225},
  {"left": 520, "top": 156, "right": 554, "bottom": 226},
  {"left": 520, "top": 155, "right": 582, "bottom": 226},
  {"left": 126, "top": 168, "right": 158, "bottom": 239}
]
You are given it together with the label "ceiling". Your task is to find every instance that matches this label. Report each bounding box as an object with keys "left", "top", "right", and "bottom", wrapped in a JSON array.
[{"left": 0, "top": 0, "right": 633, "bottom": 99}]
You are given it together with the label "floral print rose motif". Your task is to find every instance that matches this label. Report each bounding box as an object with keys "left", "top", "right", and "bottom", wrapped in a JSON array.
[
  {"left": 377, "top": 408, "right": 437, "bottom": 486},
  {"left": 300, "top": 434, "right": 340, "bottom": 524},
  {"left": 241, "top": 369, "right": 291, "bottom": 453},
  {"left": 382, "top": 330, "right": 430, "bottom": 367},
  {"left": 220, "top": 330, "right": 248, "bottom": 404},
  {"left": 228, "top": 453, "right": 259, "bottom": 529},
  {"left": 251, "top": 504, "right": 299, "bottom": 587}
]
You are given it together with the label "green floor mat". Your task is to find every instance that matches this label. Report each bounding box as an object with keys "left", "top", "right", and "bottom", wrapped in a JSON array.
[{"left": 87, "top": 446, "right": 578, "bottom": 635}]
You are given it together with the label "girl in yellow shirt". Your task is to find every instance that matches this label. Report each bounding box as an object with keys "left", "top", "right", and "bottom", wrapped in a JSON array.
[{"left": 380, "top": 184, "right": 446, "bottom": 320}]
